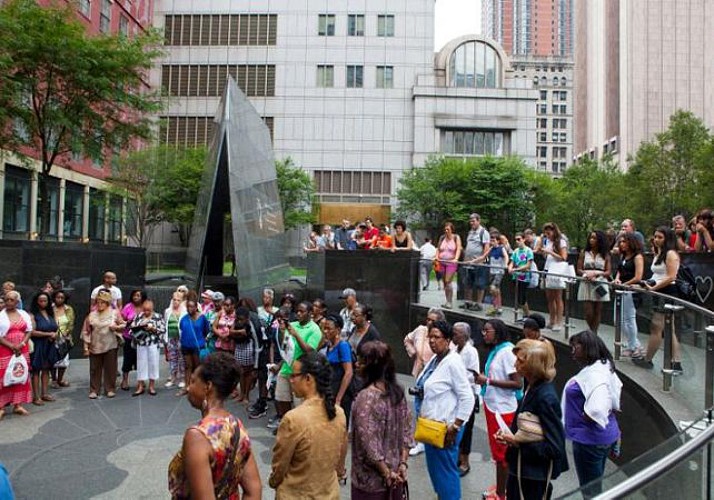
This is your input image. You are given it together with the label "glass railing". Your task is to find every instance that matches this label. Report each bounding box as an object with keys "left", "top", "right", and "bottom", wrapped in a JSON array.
[
  {"left": 418, "top": 259, "right": 714, "bottom": 417},
  {"left": 557, "top": 411, "right": 714, "bottom": 499}
]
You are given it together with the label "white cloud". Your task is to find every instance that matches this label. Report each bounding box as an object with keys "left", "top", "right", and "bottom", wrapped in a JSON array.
[{"left": 435, "top": 0, "right": 482, "bottom": 51}]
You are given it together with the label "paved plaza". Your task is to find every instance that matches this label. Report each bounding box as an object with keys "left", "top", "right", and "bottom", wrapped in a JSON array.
[{"left": 0, "top": 354, "right": 585, "bottom": 500}]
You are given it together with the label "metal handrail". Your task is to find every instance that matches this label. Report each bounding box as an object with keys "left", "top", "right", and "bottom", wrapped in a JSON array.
[
  {"left": 591, "top": 418, "right": 714, "bottom": 499},
  {"left": 452, "top": 259, "right": 714, "bottom": 320}
]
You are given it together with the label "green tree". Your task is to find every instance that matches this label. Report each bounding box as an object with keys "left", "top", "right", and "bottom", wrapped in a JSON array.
[
  {"left": 109, "top": 146, "right": 206, "bottom": 246},
  {"left": 396, "top": 156, "right": 546, "bottom": 238},
  {"left": 0, "top": 0, "right": 164, "bottom": 237},
  {"left": 625, "top": 110, "right": 714, "bottom": 231},
  {"left": 275, "top": 157, "right": 316, "bottom": 230},
  {"left": 547, "top": 156, "right": 626, "bottom": 246}
]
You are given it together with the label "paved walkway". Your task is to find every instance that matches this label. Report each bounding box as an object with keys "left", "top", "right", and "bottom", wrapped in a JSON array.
[{"left": 0, "top": 356, "right": 589, "bottom": 499}]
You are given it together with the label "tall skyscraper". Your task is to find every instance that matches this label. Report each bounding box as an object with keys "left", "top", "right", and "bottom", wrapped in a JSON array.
[
  {"left": 483, "top": 0, "right": 574, "bottom": 175},
  {"left": 574, "top": 1, "right": 714, "bottom": 167},
  {"left": 482, "top": 0, "right": 574, "bottom": 57}
]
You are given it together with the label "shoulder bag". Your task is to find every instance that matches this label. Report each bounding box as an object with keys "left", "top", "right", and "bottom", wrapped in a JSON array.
[{"left": 414, "top": 416, "right": 448, "bottom": 449}]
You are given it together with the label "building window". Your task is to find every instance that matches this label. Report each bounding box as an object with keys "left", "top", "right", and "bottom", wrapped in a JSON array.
[
  {"left": 377, "top": 14, "right": 394, "bottom": 37},
  {"left": 347, "top": 14, "right": 365, "bottom": 36},
  {"left": 533, "top": 76, "right": 539, "bottom": 85},
  {"left": 36, "top": 176, "right": 60, "bottom": 237},
  {"left": 314, "top": 170, "right": 392, "bottom": 196},
  {"left": 99, "top": 0, "right": 111, "bottom": 33},
  {"left": 119, "top": 15, "right": 129, "bottom": 37},
  {"left": 346, "top": 65, "right": 363, "bottom": 88},
  {"left": 79, "top": 0, "right": 91, "bottom": 17},
  {"left": 164, "top": 14, "right": 278, "bottom": 46},
  {"left": 107, "top": 196, "right": 122, "bottom": 243},
  {"left": 160, "top": 116, "right": 273, "bottom": 147},
  {"left": 561, "top": 76, "right": 567, "bottom": 86},
  {"left": 318, "top": 14, "right": 336, "bottom": 36},
  {"left": 537, "top": 104, "right": 547, "bottom": 115},
  {"left": 450, "top": 40, "right": 501, "bottom": 88},
  {"left": 3, "top": 166, "right": 30, "bottom": 233},
  {"left": 538, "top": 118, "right": 547, "bottom": 128},
  {"left": 538, "top": 146, "right": 548, "bottom": 158},
  {"left": 88, "top": 188, "right": 105, "bottom": 242},
  {"left": 162, "top": 64, "right": 276, "bottom": 97},
  {"left": 559, "top": 132, "right": 567, "bottom": 142},
  {"left": 376, "top": 66, "right": 393, "bottom": 88},
  {"left": 63, "top": 182, "right": 84, "bottom": 239},
  {"left": 316, "top": 65, "right": 334, "bottom": 88},
  {"left": 441, "top": 130, "right": 506, "bottom": 156},
  {"left": 539, "top": 161, "right": 547, "bottom": 170},
  {"left": 539, "top": 90, "right": 548, "bottom": 100},
  {"left": 539, "top": 132, "right": 547, "bottom": 142},
  {"left": 552, "top": 162, "right": 560, "bottom": 173}
]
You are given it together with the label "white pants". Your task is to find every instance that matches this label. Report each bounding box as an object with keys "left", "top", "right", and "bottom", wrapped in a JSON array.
[{"left": 136, "top": 344, "right": 160, "bottom": 381}]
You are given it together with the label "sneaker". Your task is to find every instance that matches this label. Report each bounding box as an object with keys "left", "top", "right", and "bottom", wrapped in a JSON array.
[
  {"left": 632, "top": 357, "right": 654, "bottom": 369},
  {"left": 249, "top": 406, "right": 268, "bottom": 419},
  {"left": 496, "top": 308, "right": 503, "bottom": 316},
  {"left": 552, "top": 325, "right": 562, "bottom": 332},
  {"left": 441, "top": 303, "right": 453, "bottom": 309},
  {"left": 408, "top": 443, "right": 424, "bottom": 456},
  {"left": 177, "top": 381, "right": 186, "bottom": 389},
  {"left": 459, "top": 301, "right": 472, "bottom": 309},
  {"left": 266, "top": 416, "right": 281, "bottom": 429},
  {"left": 671, "top": 362, "right": 683, "bottom": 375},
  {"left": 164, "top": 380, "right": 174, "bottom": 388},
  {"left": 469, "top": 302, "right": 483, "bottom": 311}
]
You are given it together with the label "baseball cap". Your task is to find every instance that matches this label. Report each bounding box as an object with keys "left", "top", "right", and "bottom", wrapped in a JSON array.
[
  {"left": 201, "top": 289, "right": 214, "bottom": 300},
  {"left": 212, "top": 291, "right": 225, "bottom": 301},
  {"left": 339, "top": 288, "right": 357, "bottom": 299}
]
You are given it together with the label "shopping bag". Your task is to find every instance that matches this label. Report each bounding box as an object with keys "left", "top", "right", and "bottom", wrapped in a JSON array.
[{"left": 4, "top": 353, "right": 29, "bottom": 386}]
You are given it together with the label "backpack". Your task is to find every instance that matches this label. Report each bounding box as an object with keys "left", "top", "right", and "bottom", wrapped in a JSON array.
[{"left": 675, "top": 263, "right": 697, "bottom": 302}]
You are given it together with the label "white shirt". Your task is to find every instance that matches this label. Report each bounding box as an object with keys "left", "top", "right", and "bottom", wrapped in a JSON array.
[
  {"left": 483, "top": 345, "right": 519, "bottom": 413},
  {"left": 339, "top": 303, "right": 358, "bottom": 339},
  {"left": 419, "top": 352, "right": 475, "bottom": 424},
  {"left": 451, "top": 341, "right": 481, "bottom": 396},
  {"left": 90, "top": 285, "right": 122, "bottom": 308},
  {"left": 0, "top": 309, "right": 33, "bottom": 337},
  {"left": 419, "top": 242, "right": 437, "bottom": 261}
]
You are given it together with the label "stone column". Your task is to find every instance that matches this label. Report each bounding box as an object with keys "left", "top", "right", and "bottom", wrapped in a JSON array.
[
  {"left": 82, "top": 185, "right": 90, "bottom": 242},
  {"left": 57, "top": 178, "right": 66, "bottom": 242},
  {"left": 29, "top": 170, "right": 38, "bottom": 238}
]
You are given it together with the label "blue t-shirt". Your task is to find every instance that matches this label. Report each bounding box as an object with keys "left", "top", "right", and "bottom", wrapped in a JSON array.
[
  {"left": 179, "top": 314, "right": 209, "bottom": 349},
  {"left": 324, "top": 340, "right": 352, "bottom": 366}
]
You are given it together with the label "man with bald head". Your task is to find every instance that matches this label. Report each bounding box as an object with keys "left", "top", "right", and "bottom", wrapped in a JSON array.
[
  {"left": 90, "top": 271, "right": 122, "bottom": 309},
  {"left": 612, "top": 219, "right": 645, "bottom": 255}
]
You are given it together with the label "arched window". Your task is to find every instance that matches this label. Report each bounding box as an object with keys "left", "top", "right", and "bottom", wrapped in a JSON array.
[
  {"left": 553, "top": 76, "right": 559, "bottom": 86},
  {"left": 561, "top": 76, "right": 567, "bottom": 87},
  {"left": 449, "top": 40, "right": 501, "bottom": 88},
  {"left": 533, "top": 76, "right": 539, "bottom": 85}
]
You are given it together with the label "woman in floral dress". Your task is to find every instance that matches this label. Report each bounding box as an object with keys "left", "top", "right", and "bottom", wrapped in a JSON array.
[{"left": 0, "top": 291, "right": 33, "bottom": 419}]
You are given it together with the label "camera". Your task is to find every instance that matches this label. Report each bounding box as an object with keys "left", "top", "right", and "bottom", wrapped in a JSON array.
[
  {"left": 594, "top": 283, "right": 608, "bottom": 298},
  {"left": 640, "top": 279, "right": 656, "bottom": 287},
  {"left": 408, "top": 387, "right": 424, "bottom": 399}
]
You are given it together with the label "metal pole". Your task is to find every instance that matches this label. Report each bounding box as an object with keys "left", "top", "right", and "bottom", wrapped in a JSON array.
[
  {"left": 613, "top": 290, "right": 623, "bottom": 361},
  {"left": 706, "top": 326, "right": 714, "bottom": 410},
  {"left": 513, "top": 278, "right": 520, "bottom": 322},
  {"left": 563, "top": 280, "right": 571, "bottom": 340},
  {"left": 707, "top": 407, "right": 713, "bottom": 500},
  {"left": 662, "top": 303, "right": 684, "bottom": 392}
]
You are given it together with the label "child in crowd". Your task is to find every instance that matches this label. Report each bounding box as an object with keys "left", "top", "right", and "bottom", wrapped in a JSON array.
[
  {"left": 508, "top": 232, "right": 535, "bottom": 319},
  {"left": 486, "top": 231, "right": 509, "bottom": 316}
]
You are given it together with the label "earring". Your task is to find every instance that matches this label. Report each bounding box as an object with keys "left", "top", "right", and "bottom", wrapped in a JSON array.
[{"left": 201, "top": 398, "right": 208, "bottom": 413}]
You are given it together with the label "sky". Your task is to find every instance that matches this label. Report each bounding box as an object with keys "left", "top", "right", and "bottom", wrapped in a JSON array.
[{"left": 434, "top": 0, "right": 482, "bottom": 51}]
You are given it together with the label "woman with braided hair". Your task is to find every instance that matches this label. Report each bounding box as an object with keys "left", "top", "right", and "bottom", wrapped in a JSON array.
[{"left": 269, "top": 351, "right": 347, "bottom": 499}]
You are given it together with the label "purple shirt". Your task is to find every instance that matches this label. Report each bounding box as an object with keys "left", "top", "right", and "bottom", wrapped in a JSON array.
[{"left": 564, "top": 380, "right": 620, "bottom": 445}]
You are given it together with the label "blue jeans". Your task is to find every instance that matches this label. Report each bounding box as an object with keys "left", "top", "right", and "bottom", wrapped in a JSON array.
[
  {"left": 573, "top": 441, "right": 611, "bottom": 494},
  {"left": 424, "top": 427, "right": 464, "bottom": 499},
  {"left": 621, "top": 292, "right": 640, "bottom": 350}
]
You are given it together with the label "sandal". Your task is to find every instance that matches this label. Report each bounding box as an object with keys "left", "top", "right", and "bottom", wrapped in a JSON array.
[
  {"left": 148, "top": 389, "right": 157, "bottom": 396},
  {"left": 132, "top": 389, "right": 145, "bottom": 397},
  {"left": 88, "top": 392, "right": 98, "bottom": 399},
  {"left": 13, "top": 406, "right": 29, "bottom": 416},
  {"left": 32, "top": 399, "right": 45, "bottom": 406},
  {"left": 41, "top": 394, "right": 56, "bottom": 402},
  {"left": 106, "top": 392, "right": 116, "bottom": 398}
]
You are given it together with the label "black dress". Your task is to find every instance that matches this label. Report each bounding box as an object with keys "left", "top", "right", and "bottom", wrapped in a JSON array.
[{"left": 31, "top": 313, "right": 59, "bottom": 371}]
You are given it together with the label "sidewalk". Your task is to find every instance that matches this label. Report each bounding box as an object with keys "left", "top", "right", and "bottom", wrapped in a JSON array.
[{"left": 0, "top": 357, "right": 585, "bottom": 500}]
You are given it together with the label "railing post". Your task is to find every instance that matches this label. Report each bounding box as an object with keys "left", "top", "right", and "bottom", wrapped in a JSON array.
[
  {"left": 513, "top": 278, "right": 520, "bottom": 323},
  {"left": 613, "top": 290, "right": 623, "bottom": 361},
  {"left": 564, "top": 280, "right": 571, "bottom": 340},
  {"left": 662, "top": 303, "right": 684, "bottom": 392},
  {"left": 706, "top": 326, "right": 714, "bottom": 410}
]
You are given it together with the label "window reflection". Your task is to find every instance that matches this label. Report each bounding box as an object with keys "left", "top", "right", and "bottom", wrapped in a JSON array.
[
  {"left": 450, "top": 40, "right": 501, "bottom": 88},
  {"left": 441, "top": 130, "right": 507, "bottom": 156}
]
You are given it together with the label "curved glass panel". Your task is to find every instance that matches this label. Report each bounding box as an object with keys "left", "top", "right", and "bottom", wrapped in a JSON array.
[{"left": 450, "top": 40, "right": 501, "bottom": 88}]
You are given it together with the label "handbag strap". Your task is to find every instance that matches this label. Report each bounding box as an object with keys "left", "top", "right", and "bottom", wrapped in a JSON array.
[{"left": 518, "top": 450, "right": 553, "bottom": 500}]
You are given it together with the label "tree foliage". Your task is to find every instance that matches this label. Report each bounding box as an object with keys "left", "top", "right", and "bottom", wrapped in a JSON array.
[
  {"left": 109, "top": 146, "right": 206, "bottom": 246},
  {"left": 396, "top": 110, "right": 714, "bottom": 249},
  {"left": 396, "top": 156, "right": 545, "bottom": 237},
  {"left": 275, "top": 157, "right": 316, "bottom": 230},
  {"left": 0, "top": 0, "right": 164, "bottom": 237}
]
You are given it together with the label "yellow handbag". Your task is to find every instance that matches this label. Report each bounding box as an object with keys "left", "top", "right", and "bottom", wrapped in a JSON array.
[{"left": 414, "top": 416, "right": 448, "bottom": 448}]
